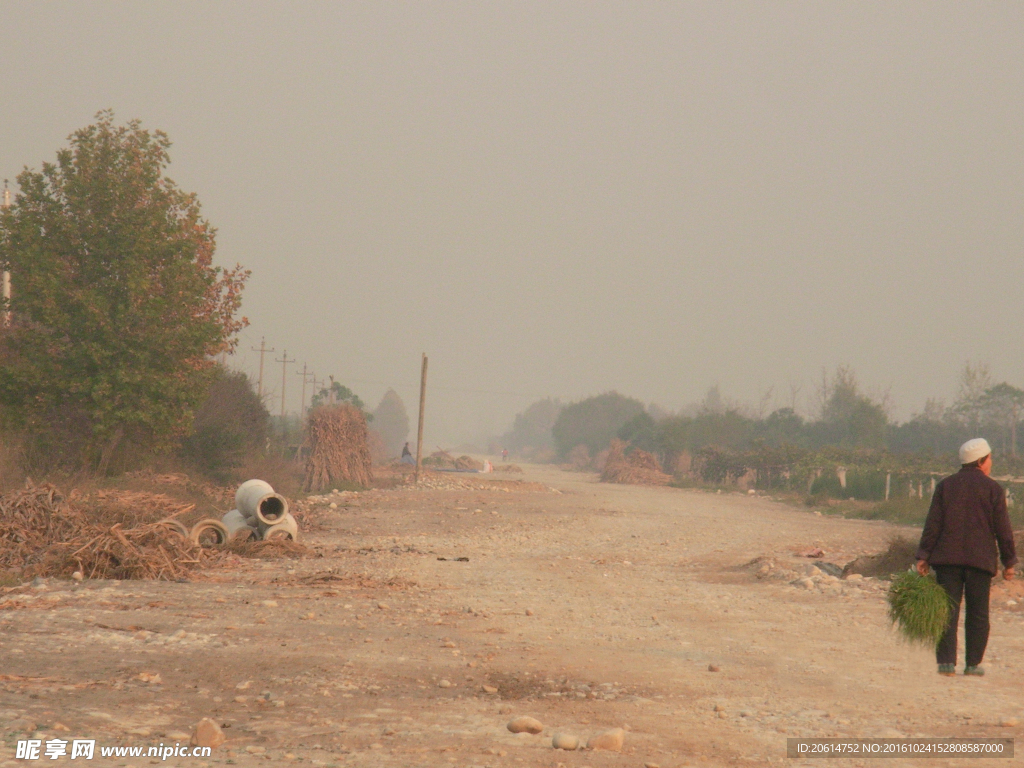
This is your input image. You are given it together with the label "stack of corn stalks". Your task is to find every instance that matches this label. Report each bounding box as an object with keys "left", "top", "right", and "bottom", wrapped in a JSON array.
[{"left": 303, "top": 404, "right": 373, "bottom": 491}]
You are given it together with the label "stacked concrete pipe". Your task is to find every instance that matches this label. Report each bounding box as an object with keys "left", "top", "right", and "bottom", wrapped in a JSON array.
[
  {"left": 221, "top": 509, "right": 258, "bottom": 542},
  {"left": 228, "top": 479, "right": 298, "bottom": 541},
  {"left": 259, "top": 512, "right": 298, "bottom": 540},
  {"left": 190, "top": 519, "right": 229, "bottom": 546}
]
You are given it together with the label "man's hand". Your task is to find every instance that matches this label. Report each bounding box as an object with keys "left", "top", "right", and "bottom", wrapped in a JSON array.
[
  {"left": 916, "top": 560, "right": 930, "bottom": 577},
  {"left": 1004, "top": 567, "right": 1015, "bottom": 581}
]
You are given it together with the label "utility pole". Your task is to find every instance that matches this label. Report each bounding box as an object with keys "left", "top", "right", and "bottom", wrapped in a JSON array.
[
  {"left": 275, "top": 350, "right": 295, "bottom": 418},
  {"left": 415, "top": 353, "right": 428, "bottom": 483},
  {"left": 2, "top": 180, "right": 10, "bottom": 327},
  {"left": 296, "top": 363, "right": 314, "bottom": 415},
  {"left": 250, "top": 337, "right": 275, "bottom": 400}
]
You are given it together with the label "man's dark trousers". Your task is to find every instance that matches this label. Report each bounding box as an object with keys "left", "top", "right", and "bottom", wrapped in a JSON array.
[{"left": 933, "top": 565, "right": 992, "bottom": 666}]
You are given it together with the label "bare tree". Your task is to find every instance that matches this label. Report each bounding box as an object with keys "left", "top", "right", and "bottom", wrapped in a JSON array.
[
  {"left": 952, "top": 361, "right": 993, "bottom": 432},
  {"left": 787, "top": 380, "right": 803, "bottom": 414}
]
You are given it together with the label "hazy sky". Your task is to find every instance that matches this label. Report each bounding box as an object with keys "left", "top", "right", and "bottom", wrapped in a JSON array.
[{"left": 3, "top": 2, "right": 1023, "bottom": 445}]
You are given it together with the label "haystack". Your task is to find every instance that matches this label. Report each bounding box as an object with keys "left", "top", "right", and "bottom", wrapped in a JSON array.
[
  {"left": 423, "top": 450, "right": 457, "bottom": 469},
  {"left": 303, "top": 404, "right": 373, "bottom": 491},
  {"left": 601, "top": 440, "right": 671, "bottom": 486},
  {"left": 454, "top": 455, "right": 483, "bottom": 471}
]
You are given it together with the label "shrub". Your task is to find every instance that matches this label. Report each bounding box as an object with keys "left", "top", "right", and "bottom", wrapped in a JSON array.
[
  {"left": 180, "top": 367, "right": 268, "bottom": 480},
  {"left": 552, "top": 392, "right": 645, "bottom": 459},
  {"left": 567, "top": 444, "right": 591, "bottom": 471},
  {"left": 372, "top": 389, "right": 409, "bottom": 458}
]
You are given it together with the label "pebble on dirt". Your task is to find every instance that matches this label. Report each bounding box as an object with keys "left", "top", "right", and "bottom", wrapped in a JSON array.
[
  {"left": 507, "top": 716, "right": 544, "bottom": 734},
  {"left": 191, "top": 717, "right": 226, "bottom": 749},
  {"left": 707, "top": 664, "right": 720, "bottom": 672},
  {"left": 552, "top": 732, "right": 579, "bottom": 750},
  {"left": 586, "top": 727, "right": 625, "bottom": 751},
  {"left": 438, "top": 679, "right": 452, "bottom": 688}
]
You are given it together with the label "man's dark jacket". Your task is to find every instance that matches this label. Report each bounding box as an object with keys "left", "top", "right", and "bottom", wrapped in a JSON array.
[{"left": 917, "top": 466, "right": 1018, "bottom": 575}]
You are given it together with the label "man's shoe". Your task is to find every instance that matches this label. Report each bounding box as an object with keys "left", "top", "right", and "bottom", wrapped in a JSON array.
[
  {"left": 937, "top": 664, "right": 955, "bottom": 676},
  {"left": 964, "top": 665, "right": 985, "bottom": 676}
]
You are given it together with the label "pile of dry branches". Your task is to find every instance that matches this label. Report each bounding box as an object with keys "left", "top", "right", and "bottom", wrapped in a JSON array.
[
  {"left": 84, "top": 489, "right": 197, "bottom": 527},
  {"left": 600, "top": 440, "right": 672, "bottom": 486},
  {"left": 0, "top": 484, "right": 218, "bottom": 580},
  {"left": 303, "top": 404, "right": 373, "bottom": 491},
  {"left": 125, "top": 470, "right": 235, "bottom": 506}
]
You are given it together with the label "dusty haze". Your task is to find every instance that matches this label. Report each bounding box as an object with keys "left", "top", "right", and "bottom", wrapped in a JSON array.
[{"left": 2, "top": 2, "right": 1022, "bottom": 445}]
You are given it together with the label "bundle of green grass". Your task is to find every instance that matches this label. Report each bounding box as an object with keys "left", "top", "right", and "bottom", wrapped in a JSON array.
[{"left": 887, "top": 571, "right": 952, "bottom": 647}]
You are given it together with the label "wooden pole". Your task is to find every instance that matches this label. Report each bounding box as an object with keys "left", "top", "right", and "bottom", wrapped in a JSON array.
[
  {"left": 296, "top": 363, "right": 313, "bottom": 415},
  {"left": 1, "top": 182, "right": 10, "bottom": 329},
  {"left": 415, "top": 353, "right": 428, "bottom": 483},
  {"left": 251, "top": 337, "right": 275, "bottom": 400},
  {"left": 275, "top": 350, "right": 295, "bottom": 418}
]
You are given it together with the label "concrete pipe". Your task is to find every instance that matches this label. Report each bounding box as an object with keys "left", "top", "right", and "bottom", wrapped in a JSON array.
[
  {"left": 156, "top": 519, "right": 190, "bottom": 541},
  {"left": 221, "top": 509, "right": 258, "bottom": 542},
  {"left": 235, "top": 479, "right": 289, "bottom": 526},
  {"left": 259, "top": 512, "right": 298, "bottom": 541},
  {"left": 189, "top": 519, "right": 229, "bottom": 547}
]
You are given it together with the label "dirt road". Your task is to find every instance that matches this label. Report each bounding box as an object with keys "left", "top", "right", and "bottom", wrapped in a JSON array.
[{"left": 2, "top": 465, "right": 1023, "bottom": 767}]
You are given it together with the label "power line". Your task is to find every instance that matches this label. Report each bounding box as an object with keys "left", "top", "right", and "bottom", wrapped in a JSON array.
[{"left": 326, "top": 375, "right": 551, "bottom": 400}]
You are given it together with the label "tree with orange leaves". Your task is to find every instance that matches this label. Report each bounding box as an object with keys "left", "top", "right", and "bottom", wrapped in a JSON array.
[{"left": 0, "top": 111, "right": 249, "bottom": 472}]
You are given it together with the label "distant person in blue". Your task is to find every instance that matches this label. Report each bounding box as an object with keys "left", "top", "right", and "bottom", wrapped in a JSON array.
[{"left": 401, "top": 442, "right": 415, "bottom": 465}]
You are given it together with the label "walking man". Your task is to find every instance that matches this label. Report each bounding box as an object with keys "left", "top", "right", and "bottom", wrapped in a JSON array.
[{"left": 916, "top": 438, "right": 1017, "bottom": 676}]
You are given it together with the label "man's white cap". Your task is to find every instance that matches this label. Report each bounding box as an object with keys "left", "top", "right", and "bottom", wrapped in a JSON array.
[{"left": 959, "top": 438, "right": 991, "bottom": 464}]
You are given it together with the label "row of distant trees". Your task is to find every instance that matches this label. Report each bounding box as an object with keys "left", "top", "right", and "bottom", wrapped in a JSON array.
[{"left": 500, "top": 363, "right": 1024, "bottom": 481}]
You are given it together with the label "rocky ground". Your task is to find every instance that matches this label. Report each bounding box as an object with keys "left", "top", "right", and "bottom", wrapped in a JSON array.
[{"left": 2, "top": 464, "right": 1023, "bottom": 767}]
